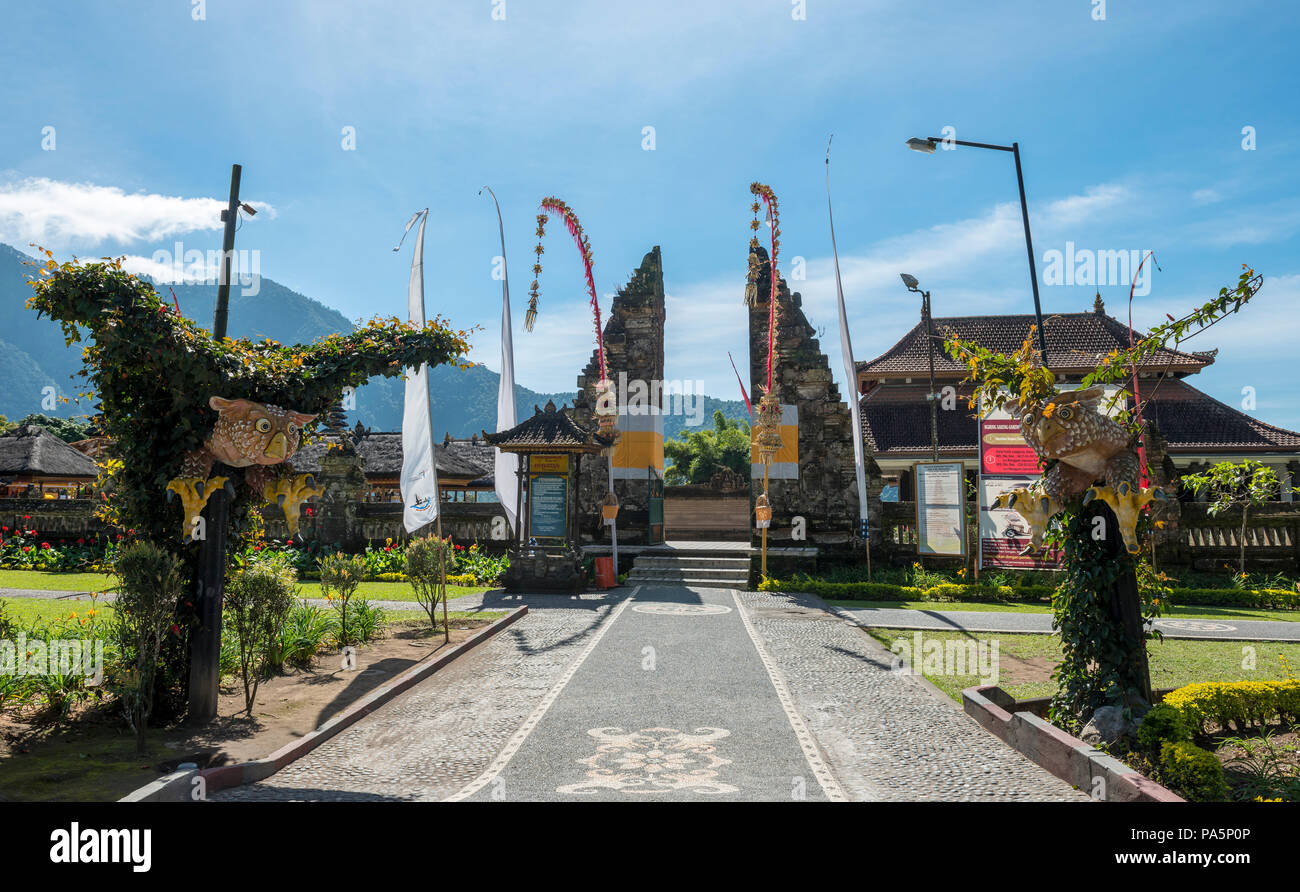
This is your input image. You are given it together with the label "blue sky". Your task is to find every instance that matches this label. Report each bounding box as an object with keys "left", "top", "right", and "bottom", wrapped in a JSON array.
[{"left": 3, "top": 0, "right": 1299, "bottom": 428}]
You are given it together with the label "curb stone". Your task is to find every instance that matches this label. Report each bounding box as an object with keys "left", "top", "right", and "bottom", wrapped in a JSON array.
[
  {"left": 120, "top": 605, "right": 528, "bottom": 802},
  {"left": 962, "top": 684, "right": 1184, "bottom": 802}
]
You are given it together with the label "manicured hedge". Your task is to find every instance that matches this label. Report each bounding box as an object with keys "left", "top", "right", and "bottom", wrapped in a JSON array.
[
  {"left": 761, "top": 577, "right": 1300, "bottom": 610},
  {"left": 1162, "top": 679, "right": 1300, "bottom": 734}
]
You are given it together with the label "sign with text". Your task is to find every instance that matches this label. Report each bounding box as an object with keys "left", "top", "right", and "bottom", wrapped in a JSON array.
[
  {"left": 914, "top": 461, "right": 966, "bottom": 557},
  {"left": 977, "top": 386, "right": 1120, "bottom": 570},
  {"left": 978, "top": 476, "right": 1062, "bottom": 570}
]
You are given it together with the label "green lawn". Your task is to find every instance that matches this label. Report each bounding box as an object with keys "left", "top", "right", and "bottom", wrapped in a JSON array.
[
  {"left": 0, "top": 570, "right": 493, "bottom": 603},
  {"left": 828, "top": 599, "right": 1300, "bottom": 623},
  {"left": 0, "top": 570, "right": 115, "bottom": 592},
  {"left": 867, "top": 627, "right": 1300, "bottom": 702},
  {"left": 1, "top": 596, "right": 115, "bottom": 625}
]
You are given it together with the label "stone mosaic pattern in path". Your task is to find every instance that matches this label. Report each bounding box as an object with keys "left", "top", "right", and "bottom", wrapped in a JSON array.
[
  {"left": 211, "top": 593, "right": 623, "bottom": 801},
  {"left": 740, "top": 589, "right": 1089, "bottom": 802}
]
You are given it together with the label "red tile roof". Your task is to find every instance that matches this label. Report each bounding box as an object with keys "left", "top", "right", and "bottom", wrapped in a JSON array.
[{"left": 856, "top": 310, "right": 1215, "bottom": 379}]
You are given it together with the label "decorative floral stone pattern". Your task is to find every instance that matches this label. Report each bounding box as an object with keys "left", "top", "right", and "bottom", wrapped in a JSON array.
[{"left": 555, "top": 727, "right": 738, "bottom": 795}]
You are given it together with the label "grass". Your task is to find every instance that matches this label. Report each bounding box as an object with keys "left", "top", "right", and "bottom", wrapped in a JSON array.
[
  {"left": 0, "top": 570, "right": 115, "bottom": 592},
  {"left": 1, "top": 596, "right": 114, "bottom": 625},
  {"left": 0, "top": 570, "right": 494, "bottom": 602},
  {"left": 867, "top": 627, "right": 1300, "bottom": 702},
  {"left": 828, "top": 599, "right": 1300, "bottom": 623}
]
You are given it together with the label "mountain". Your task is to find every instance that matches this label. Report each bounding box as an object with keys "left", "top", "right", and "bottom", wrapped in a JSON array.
[{"left": 0, "top": 243, "right": 747, "bottom": 436}]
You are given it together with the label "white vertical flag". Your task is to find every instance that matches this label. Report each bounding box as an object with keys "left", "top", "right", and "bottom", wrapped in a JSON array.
[
  {"left": 398, "top": 209, "right": 439, "bottom": 533},
  {"left": 483, "top": 187, "right": 520, "bottom": 533},
  {"left": 827, "top": 143, "right": 869, "bottom": 532}
]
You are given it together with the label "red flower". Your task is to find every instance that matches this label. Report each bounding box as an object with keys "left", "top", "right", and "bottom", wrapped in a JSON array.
[
  {"left": 76, "top": 538, "right": 85, "bottom": 545},
  {"left": 40, "top": 542, "right": 51, "bottom": 549},
  {"left": 169, "top": 623, "right": 181, "bottom": 636},
  {"left": 1, "top": 526, "right": 8, "bottom": 532},
  {"left": 116, "top": 534, "right": 124, "bottom": 541},
  {"left": 22, "top": 546, "right": 31, "bottom": 553},
  {"left": 23, "top": 515, "right": 30, "bottom": 520},
  {"left": 304, "top": 507, "right": 314, "bottom": 516}
]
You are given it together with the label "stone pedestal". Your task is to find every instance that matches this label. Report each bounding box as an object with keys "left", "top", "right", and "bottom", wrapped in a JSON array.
[{"left": 502, "top": 546, "right": 585, "bottom": 592}]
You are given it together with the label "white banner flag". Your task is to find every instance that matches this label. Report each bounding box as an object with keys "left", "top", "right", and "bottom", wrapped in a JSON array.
[
  {"left": 399, "top": 209, "right": 439, "bottom": 533},
  {"left": 483, "top": 187, "right": 520, "bottom": 533},
  {"left": 827, "top": 147, "right": 869, "bottom": 530}
]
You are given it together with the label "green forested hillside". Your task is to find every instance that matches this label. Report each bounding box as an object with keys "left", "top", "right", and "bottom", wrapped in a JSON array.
[{"left": 0, "top": 243, "right": 746, "bottom": 436}]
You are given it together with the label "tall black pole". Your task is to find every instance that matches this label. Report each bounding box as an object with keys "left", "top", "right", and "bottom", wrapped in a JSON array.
[
  {"left": 1011, "top": 144, "right": 1048, "bottom": 365},
  {"left": 923, "top": 290, "right": 939, "bottom": 462},
  {"left": 188, "top": 163, "right": 242, "bottom": 723}
]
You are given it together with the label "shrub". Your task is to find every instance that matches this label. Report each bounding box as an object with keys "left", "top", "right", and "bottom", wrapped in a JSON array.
[
  {"left": 1163, "top": 679, "right": 1300, "bottom": 734},
  {"left": 224, "top": 554, "right": 298, "bottom": 715},
  {"left": 1137, "top": 703, "right": 1192, "bottom": 753},
  {"left": 278, "top": 601, "right": 335, "bottom": 669},
  {"left": 319, "top": 552, "right": 367, "bottom": 649},
  {"left": 112, "top": 541, "right": 185, "bottom": 752},
  {"left": 406, "top": 534, "right": 454, "bottom": 631},
  {"left": 1159, "top": 740, "right": 1230, "bottom": 801},
  {"left": 348, "top": 600, "right": 387, "bottom": 645}
]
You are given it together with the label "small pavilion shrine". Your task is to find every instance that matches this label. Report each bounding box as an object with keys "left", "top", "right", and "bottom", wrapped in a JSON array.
[{"left": 484, "top": 400, "right": 613, "bottom": 592}]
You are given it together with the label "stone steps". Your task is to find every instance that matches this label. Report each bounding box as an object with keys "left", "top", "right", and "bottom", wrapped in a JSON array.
[{"left": 626, "top": 552, "right": 751, "bottom": 589}]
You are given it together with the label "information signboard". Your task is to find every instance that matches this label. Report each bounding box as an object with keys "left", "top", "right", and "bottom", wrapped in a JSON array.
[{"left": 914, "top": 461, "right": 966, "bottom": 557}]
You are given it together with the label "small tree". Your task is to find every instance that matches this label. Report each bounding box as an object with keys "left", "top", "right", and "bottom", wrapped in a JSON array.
[
  {"left": 1181, "top": 460, "right": 1295, "bottom": 575},
  {"left": 406, "top": 534, "right": 452, "bottom": 641},
  {"left": 112, "top": 541, "right": 185, "bottom": 753},
  {"left": 224, "top": 554, "right": 297, "bottom": 716},
  {"left": 319, "top": 552, "right": 367, "bottom": 648}
]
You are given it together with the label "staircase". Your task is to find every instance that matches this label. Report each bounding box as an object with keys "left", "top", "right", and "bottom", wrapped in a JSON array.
[{"left": 626, "top": 545, "right": 751, "bottom": 589}]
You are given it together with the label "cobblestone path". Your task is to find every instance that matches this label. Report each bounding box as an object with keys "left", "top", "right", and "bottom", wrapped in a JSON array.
[{"left": 212, "top": 586, "right": 1086, "bottom": 802}]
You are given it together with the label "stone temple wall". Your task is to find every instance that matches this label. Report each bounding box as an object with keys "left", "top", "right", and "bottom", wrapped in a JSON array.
[
  {"left": 746, "top": 245, "right": 860, "bottom": 549},
  {"left": 572, "top": 246, "right": 666, "bottom": 543}
]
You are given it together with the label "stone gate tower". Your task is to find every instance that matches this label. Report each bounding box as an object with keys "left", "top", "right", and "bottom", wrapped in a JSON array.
[
  {"left": 572, "top": 246, "right": 666, "bottom": 543},
  {"left": 747, "top": 245, "right": 860, "bottom": 549}
]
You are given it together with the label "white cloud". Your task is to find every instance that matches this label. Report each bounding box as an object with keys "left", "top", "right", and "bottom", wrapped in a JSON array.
[{"left": 0, "top": 177, "right": 275, "bottom": 252}]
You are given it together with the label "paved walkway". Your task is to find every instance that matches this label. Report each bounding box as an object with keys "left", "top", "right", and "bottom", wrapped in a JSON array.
[
  {"left": 839, "top": 605, "right": 1300, "bottom": 642},
  {"left": 212, "top": 586, "right": 1084, "bottom": 802}
]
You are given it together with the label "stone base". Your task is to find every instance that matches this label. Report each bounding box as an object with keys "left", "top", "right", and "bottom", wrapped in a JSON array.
[{"left": 503, "top": 546, "right": 587, "bottom": 593}]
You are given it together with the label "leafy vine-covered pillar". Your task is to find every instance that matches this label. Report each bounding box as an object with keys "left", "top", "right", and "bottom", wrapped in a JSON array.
[
  {"left": 28, "top": 255, "right": 470, "bottom": 724},
  {"left": 1054, "top": 501, "right": 1153, "bottom": 721}
]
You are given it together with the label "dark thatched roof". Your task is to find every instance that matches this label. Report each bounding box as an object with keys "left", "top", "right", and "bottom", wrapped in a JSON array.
[
  {"left": 290, "top": 431, "right": 495, "bottom": 481},
  {"left": 482, "top": 400, "right": 613, "bottom": 453},
  {"left": 0, "top": 424, "right": 100, "bottom": 478},
  {"left": 858, "top": 377, "right": 1300, "bottom": 457},
  {"left": 857, "top": 309, "right": 1215, "bottom": 379}
]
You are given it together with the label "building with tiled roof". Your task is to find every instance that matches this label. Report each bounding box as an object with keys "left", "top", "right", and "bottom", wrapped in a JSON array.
[{"left": 857, "top": 297, "right": 1300, "bottom": 495}]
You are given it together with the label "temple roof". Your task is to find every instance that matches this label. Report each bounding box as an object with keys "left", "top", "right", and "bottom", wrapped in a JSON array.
[
  {"left": 0, "top": 424, "right": 100, "bottom": 479},
  {"left": 856, "top": 309, "right": 1216, "bottom": 379},
  {"left": 860, "top": 378, "right": 1300, "bottom": 457},
  {"left": 290, "top": 432, "right": 494, "bottom": 480},
  {"left": 482, "top": 400, "right": 613, "bottom": 453}
]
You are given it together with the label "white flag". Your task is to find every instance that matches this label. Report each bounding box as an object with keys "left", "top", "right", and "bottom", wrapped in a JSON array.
[
  {"left": 484, "top": 187, "right": 520, "bottom": 533},
  {"left": 399, "top": 209, "right": 439, "bottom": 533},
  {"left": 827, "top": 151, "right": 869, "bottom": 530}
]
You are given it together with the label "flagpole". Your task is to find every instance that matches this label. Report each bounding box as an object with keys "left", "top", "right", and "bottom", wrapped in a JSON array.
[
  {"left": 826, "top": 136, "right": 872, "bottom": 579},
  {"left": 481, "top": 186, "right": 520, "bottom": 542}
]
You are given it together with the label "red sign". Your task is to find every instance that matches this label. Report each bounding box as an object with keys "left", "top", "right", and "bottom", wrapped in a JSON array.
[{"left": 979, "top": 418, "right": 1041, "bottom": 475}]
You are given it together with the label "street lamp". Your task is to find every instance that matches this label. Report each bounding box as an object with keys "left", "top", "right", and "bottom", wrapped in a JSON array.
[
  {"left": 906, "top": 135, "right": 1048, "bottom": 365},
  {"left": 900, "top": 273, "right": 940, "bottom": 463}
]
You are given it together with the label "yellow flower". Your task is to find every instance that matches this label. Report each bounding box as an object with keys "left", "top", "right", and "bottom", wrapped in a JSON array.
[{"left": 1041, "top": 402, "right": 1057, "bottom": 418}]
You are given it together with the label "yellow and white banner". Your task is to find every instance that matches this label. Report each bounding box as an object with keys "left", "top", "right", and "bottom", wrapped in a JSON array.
[
  {"left": 611, "top": 407, "right": 664, "bottom": 481},
  {"left": 751, "top": 402, "right": 798, "bottom": 480}
]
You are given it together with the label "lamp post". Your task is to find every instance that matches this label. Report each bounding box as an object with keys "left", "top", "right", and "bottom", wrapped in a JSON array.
[
  {"left": 900, "top": 274, "right": 939, "bottom": 462},
  {"left": 905, "top": 136, "right": 1048, "bottom": 366}
]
